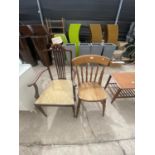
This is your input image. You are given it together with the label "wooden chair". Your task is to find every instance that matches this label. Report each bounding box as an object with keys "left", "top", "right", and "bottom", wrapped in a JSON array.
[
  {"left": 46, "top": 18, "right": 65, "bottom": 34},
  {"left": 28, "top": 44, "right": 76, "bottom": 117},
  {"left": 72, "top": 55, "right": 110, "bottom": 117}
]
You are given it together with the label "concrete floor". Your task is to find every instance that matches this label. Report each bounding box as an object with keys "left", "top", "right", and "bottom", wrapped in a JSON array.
[{"left": 19, "top": 64, "right": 135, "bottom": 155}]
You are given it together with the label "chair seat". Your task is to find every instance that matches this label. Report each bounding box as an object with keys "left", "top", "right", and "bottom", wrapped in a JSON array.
[
  {"left": 35, "top": 80, "right": 74, "bottom": 106},
  {"left": 79, "top": 82, "right": 107, "bottom": 101}
]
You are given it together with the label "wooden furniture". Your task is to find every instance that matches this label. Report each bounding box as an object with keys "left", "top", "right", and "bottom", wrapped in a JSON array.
[
  {"left": 19, "top": 25, "right": 38, "bottom": 66},
  {"left": 31, "top": 35, "right": 52, "bottom": 66},
  {"left": 90, "top": 24, "right": 103, "bottom": 43},
  {"left": 105, "top": 72, "right": 135, "bottom": 103},
  {"left": 19, "top": 25, "right": 33, "bottom": 36},
  {"left": 46, "top": 18, "right": 65, "bottom": 34},
  {"left": 107, "top": 24, "right": 119, "bottom": 45},
  {"left": 19, "top": 36, "right": 38, "bottom": 66},
  {"left": 72, "top": 55, "right": 110, "bottom": 117},
  {"left": 30, "top": 25, "right": 49, "bottom": 35},
  {"left": 28, "top": 44, "right": 76, "bottom": 117}
]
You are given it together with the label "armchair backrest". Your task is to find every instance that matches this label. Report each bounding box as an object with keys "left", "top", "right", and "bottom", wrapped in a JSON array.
[
  {"left": 72, "top": 55, "right": 110, "bottom": 86},
  {"left": 51, "top": 44, "right": 72, "bottom": 80}
]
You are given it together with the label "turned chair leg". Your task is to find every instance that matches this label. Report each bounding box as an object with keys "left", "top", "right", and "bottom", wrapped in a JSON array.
[
  {"left": 101, "top": 100, "right": 106, "bottom": 116},
  {"left": 76, "top": 98, "right": 81, "bottom": 117},
  {"left": 35, "top": 105, "right": 47, "bottom": 117}
]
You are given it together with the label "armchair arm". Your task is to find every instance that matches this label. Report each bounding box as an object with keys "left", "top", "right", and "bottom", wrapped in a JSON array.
[
  {"left": 27, "top": 68, "right": 48, "bottom": 87},
  {"left": 27, "top": 68, "right": 48, "bottom": 99}
]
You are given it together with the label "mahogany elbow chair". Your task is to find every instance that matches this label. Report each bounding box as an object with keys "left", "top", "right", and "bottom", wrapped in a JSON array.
[
  {"left": 72, "top": 55, "right": 110, "bottom": 117},
  {"left": 28, "top": 44, "right": 76, "bottom": 117}
]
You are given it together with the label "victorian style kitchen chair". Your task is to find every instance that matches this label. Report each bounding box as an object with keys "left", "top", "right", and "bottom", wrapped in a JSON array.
[
  {"left": 28, "top": 44, "right": 76, "bottom": 117},
  {"left": 72, "top": 55, "right": 110, "bottom": 117}
]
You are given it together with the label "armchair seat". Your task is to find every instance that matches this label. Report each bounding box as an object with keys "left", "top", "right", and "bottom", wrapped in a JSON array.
[
  {"left": 79, "top": 82, "right": 107, "bottom": 101},
  {"left": 35, "top": 80, "right": 74, "bottom": 106}
]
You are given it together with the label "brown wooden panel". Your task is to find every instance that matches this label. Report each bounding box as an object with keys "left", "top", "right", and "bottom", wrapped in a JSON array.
[
  {"left": 19, "top": 37, "right": 37, "bottom": 66},
  {"left": 30, "top": 25, "right": 49, "bottom": 35},
  {"left": 19, "top": 25, "right": 33, "bottom": 36},
  {"left": 90, "top": 24, "right": 103, "bottom": 43},
  {"left": 107, "top": 24, "right": 119, "bottom": 44},
  {"left": 31, "top": 35, "right": 52, "bottom": 66}
]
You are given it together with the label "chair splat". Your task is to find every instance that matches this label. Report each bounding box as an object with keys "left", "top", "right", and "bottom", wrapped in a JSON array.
[
  {"left": 52, "top": 45, "right": 66, "bottom": 79},
  {"left": 94, "top": 64, "right": 99, "bottom": 82}
]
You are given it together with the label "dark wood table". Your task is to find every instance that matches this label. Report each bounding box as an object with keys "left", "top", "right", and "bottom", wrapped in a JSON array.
[{"left": 105, "top": 72, "right": 135, "bottom": 103}]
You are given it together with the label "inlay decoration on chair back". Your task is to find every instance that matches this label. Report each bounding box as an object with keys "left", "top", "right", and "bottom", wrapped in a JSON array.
[
  {"left": 72, "top": 55, "right": 110, "bottom": 85},
  {"left": 51, "top": 44, "right": 72, "bottom": 80}
]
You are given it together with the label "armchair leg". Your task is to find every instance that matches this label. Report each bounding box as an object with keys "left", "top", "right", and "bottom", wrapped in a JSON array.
[
  {"left": 76, "top": 98, "right": 81, "bottom": 117},
  {"left": 36, "top": 105, "right": 47, "bottom": 117},
  {"left": 72, "top": 105, "right": 76, "bottom": 117},
  {"left": 101, "top": 100, "right": 106, "bottom": 116}
]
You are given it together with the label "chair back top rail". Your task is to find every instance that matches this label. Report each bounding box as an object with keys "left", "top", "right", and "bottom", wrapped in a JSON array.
[
  {"left": 72, "top": 55, "right": 110, "bottom": 85},
  {"left": 72, "top": 55, "right": 110, "bottom": 66}
]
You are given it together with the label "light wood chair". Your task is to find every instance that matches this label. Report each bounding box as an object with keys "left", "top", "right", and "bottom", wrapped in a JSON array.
[
  {"left": 72, "top": 55, "right": 110, "bottom": 117},
  {"left": 28, "top": 44, "right": 76, "bottom": 117}
]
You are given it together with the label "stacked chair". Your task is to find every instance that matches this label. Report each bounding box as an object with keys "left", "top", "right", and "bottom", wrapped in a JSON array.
[
  {"left": 20, "top": 20, "right": 127, "bottom": 67},
  {"left": 90, "top": 24, "right": 103, "bottom": 43},
  {"left": 79, "top": 25, "right": 91, "bottom": 43},
  {"left": 107, "top": 24, "right": 119, "bottom": 45},
  {"left": 68, "top": 24, "right": 81, "bottom": 56}
]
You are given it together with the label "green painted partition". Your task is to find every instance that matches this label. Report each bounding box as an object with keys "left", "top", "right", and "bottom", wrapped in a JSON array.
[
  {"left": 54, "top": 34, "right": 68, "bottom": 43},
  {"left": 68, "top": 24, "right": 81, "bottom": 56}
]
